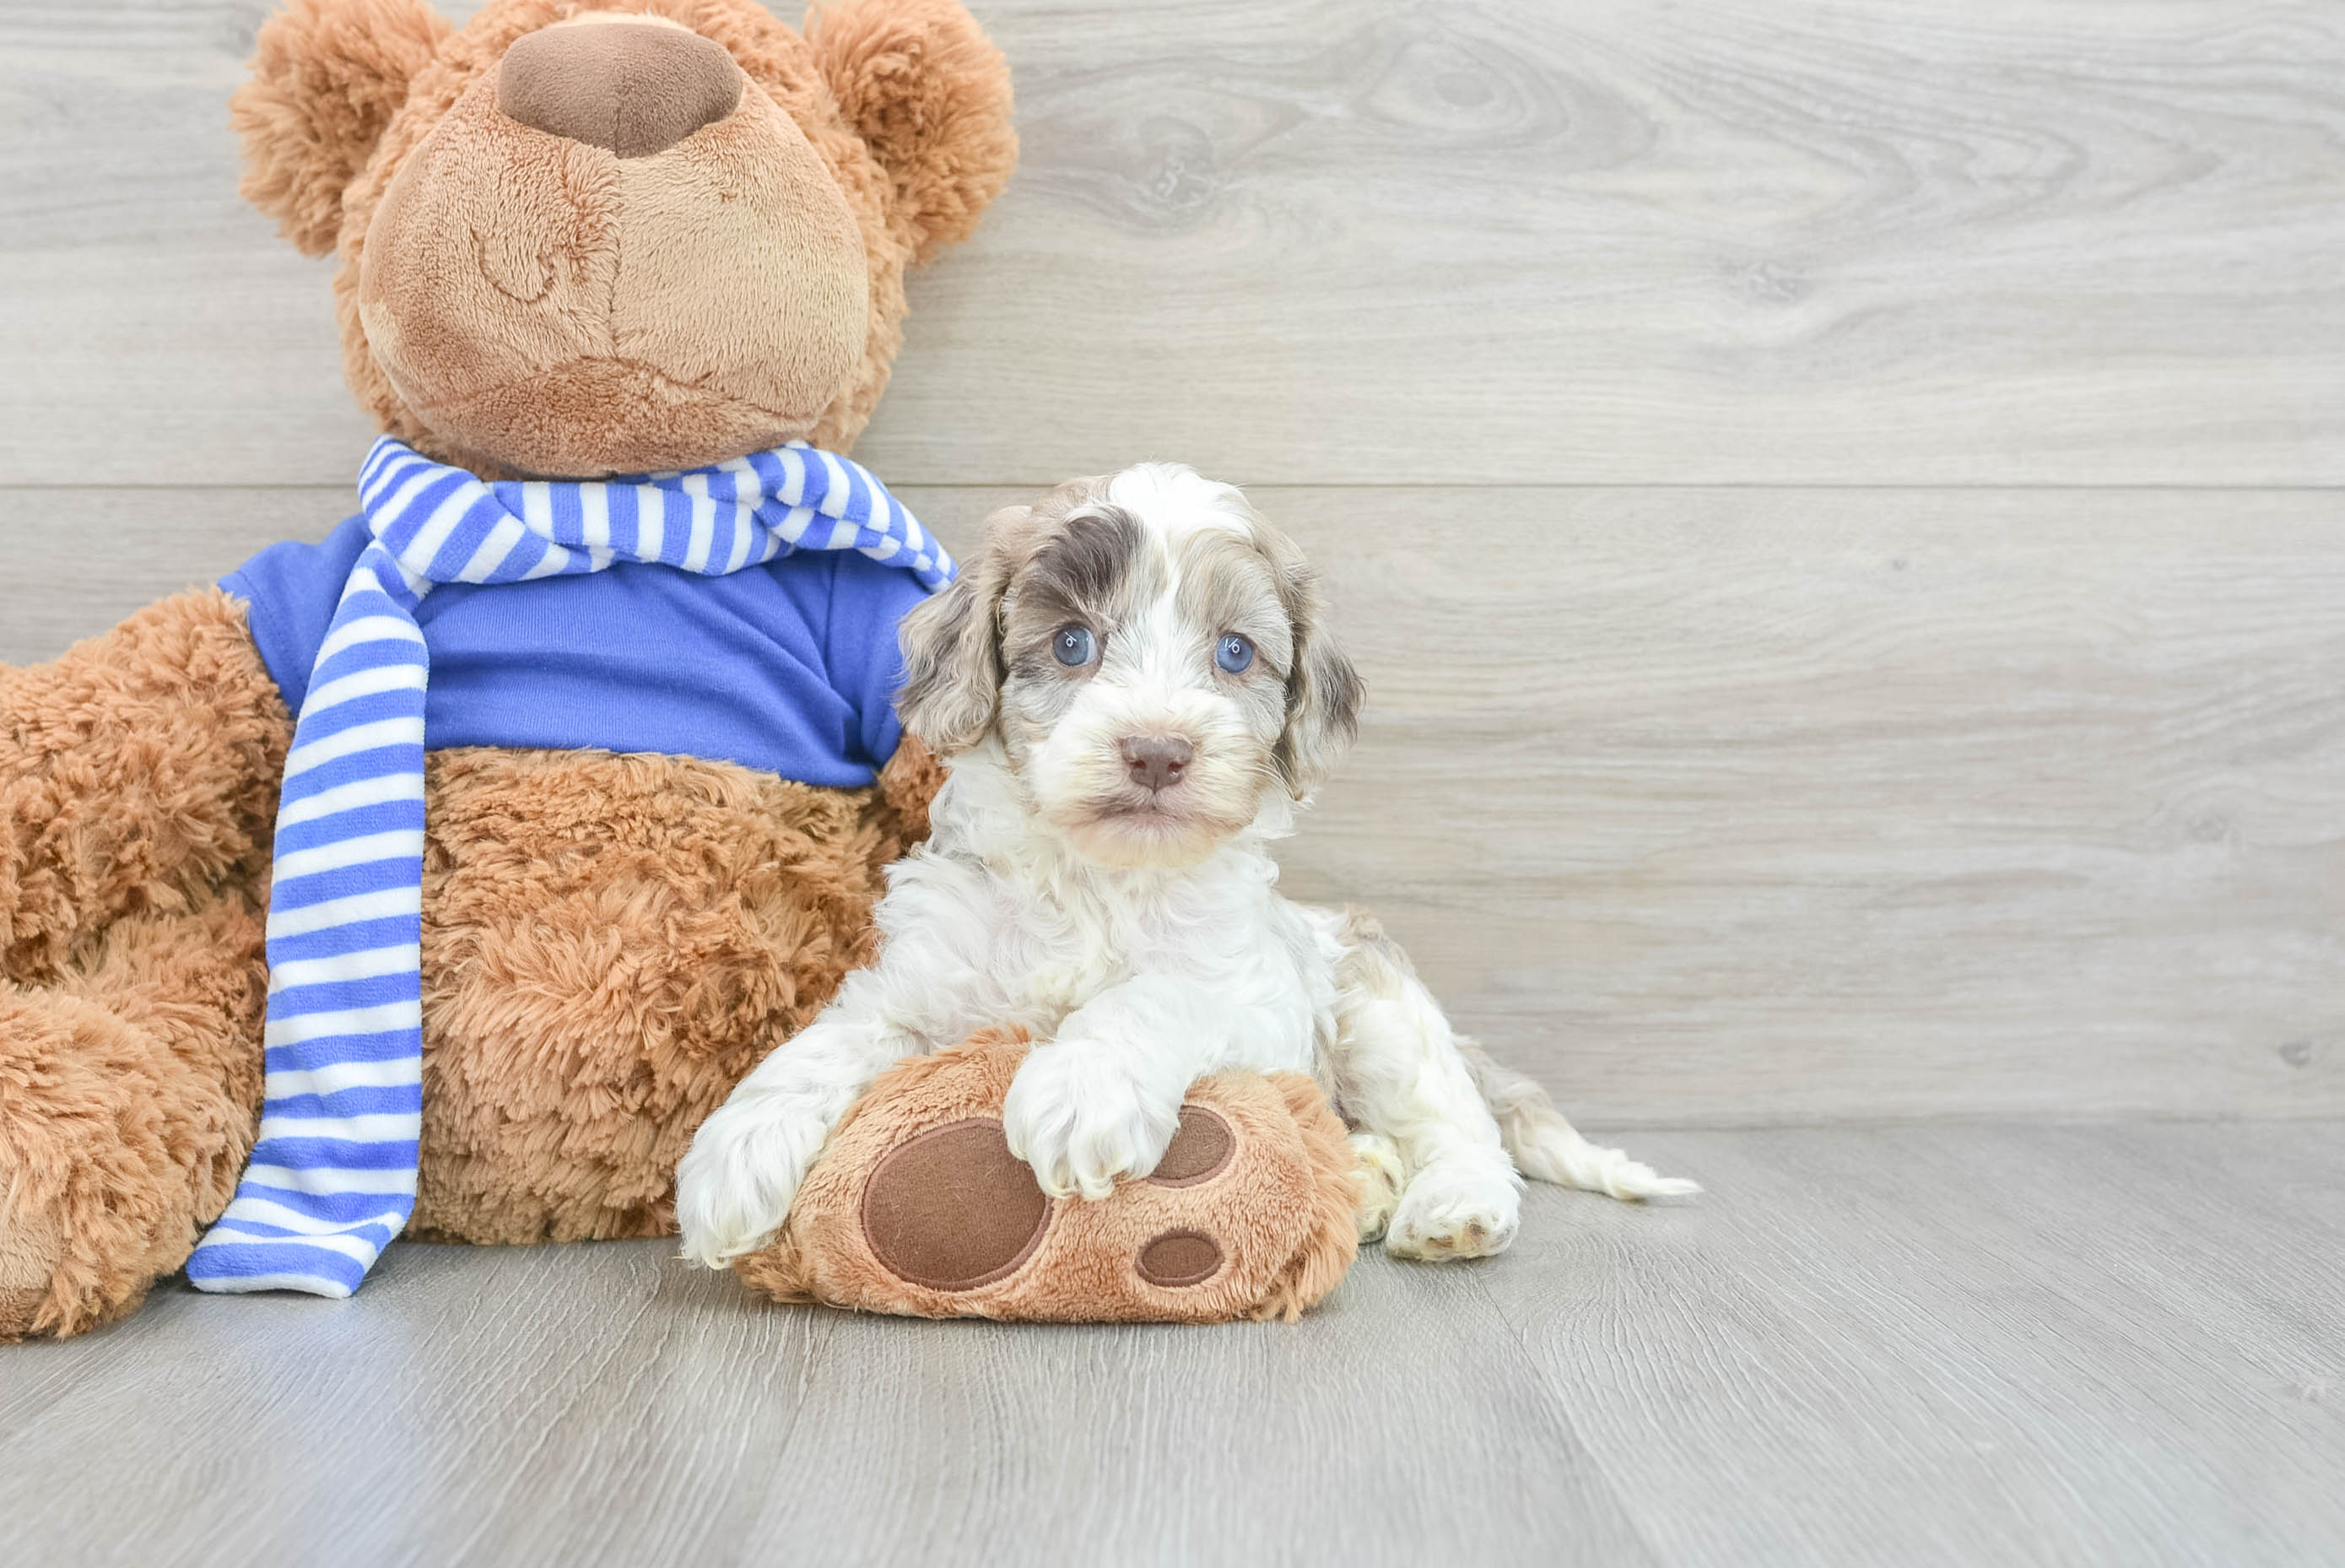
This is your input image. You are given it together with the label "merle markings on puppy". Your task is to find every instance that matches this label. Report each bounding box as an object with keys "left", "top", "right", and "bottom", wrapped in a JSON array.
[{"left": 675, "top": 465, "right": 1695, "bottom": 1268}]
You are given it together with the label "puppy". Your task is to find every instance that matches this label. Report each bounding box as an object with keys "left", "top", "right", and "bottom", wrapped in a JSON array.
[{"left": 676, "top": 464, "right": 1693, "bottom": 1269}]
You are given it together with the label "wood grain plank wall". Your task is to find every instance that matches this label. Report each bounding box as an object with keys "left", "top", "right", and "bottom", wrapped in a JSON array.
[
  {"left": 4, "top": 1, "right": 2343, "bottom": 485},
  {"left": 1, "top": 0, "right": 2339, "bottom": 1122}
]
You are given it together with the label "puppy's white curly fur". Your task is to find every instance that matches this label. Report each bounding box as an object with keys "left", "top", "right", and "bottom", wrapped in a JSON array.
[{"left": 676, "top": 464, "right": 1694, "bottom": 1270}]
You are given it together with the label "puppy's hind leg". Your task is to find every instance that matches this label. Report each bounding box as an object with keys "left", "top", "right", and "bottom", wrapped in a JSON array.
[
  {"left": 1459, "top": 1041, "right": 1699, "bottom": 1201},
  {"left": 1348, "top": 1132, "right": 1405, "bottom": 1244},
  {"left": 1328, "top": 920, "right": 1523, "bottom": 1262}
]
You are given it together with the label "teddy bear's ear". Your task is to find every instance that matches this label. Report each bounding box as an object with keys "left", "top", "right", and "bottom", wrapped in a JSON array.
[
  {"left": 231, "top": 0, "right": 453, "bottom": 257},
  {"left": 803, "top": 0, "right": 1019, "bottom": 264}
]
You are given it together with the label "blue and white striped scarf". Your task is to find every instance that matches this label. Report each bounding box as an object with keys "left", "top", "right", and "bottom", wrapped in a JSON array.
[{"left": 186, "top": 436, "right": 952, "bottom": 1297}]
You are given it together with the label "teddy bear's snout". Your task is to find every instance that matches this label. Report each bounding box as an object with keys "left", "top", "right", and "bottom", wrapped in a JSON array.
[
  {"left": 357, "top": 12, "right": 878, "bottom": 477},
  {"left": 497, "top": 19, "right": 742, "bottom": 160}
]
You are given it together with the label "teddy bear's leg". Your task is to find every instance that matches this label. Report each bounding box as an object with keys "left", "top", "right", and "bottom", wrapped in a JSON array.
[
  {"left": 0, "top": 895, "right": 269, "bottom": 1338},
  {"left": 2, "top": 588, "right": 289, "bottom": 983},
  {"left": 0, "top": 589, "right": 287, "bottom": 1338}
]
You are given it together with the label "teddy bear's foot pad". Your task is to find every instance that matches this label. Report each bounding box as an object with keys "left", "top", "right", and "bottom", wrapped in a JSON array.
[
  {"left": 861, "top": 1118, "right": 1051, "bottom": 1290},
  {"left": 733, "top": 1035, "right": 1360, "bottom": 1323}
]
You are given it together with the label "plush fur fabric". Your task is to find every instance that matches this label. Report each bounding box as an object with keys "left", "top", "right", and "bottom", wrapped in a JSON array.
[
  {"left": 733, "top": 1034, "right": 1361, "bottom": 1323},
  {"left": 0, "top": 590, "right": 943, "bottom": 1334},
  {"left": 352, "top": 22, "right": 874, "bottom": 474},
  {"left": 233, "top": 0, "right": 456, "bottom": 257},
  {"left": 805, "top": 0, "right": 1022, "bottom": 264},
  {"left": 1, "top": 0, "right": 1002, "bottom": 1336},
  {"left": 233, "top": 0, "right": 1015, "bottom": 475},
  {"left": 408, "top": 739, "right": 932, "bottom": 1243},
  {"left": 0, "top": 592, "right": 286, "bottom": 1336},
  {"left": 0, "top": 900, "right": 272, "bottom": 1339},
  {"left": 1, "top": 589, "right": 289, "bottom": 983}
]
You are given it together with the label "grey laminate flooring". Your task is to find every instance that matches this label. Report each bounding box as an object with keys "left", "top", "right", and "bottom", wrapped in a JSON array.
[{"left": 3, "top": 1122, "right": 2338, "bottom": 1568}]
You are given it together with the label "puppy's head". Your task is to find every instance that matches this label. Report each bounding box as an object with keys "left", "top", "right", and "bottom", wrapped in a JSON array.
[{"left": 899, "top": 464, "right": 1362, "bottom": 868}]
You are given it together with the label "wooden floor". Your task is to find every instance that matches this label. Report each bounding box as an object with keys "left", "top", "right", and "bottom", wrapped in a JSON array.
[
  {"left": 3, "top": 2, "right": 2342, "bottom": 1564},
  {"left": 0, "top": 1122, "right": 2337, "bottom": 1568}
]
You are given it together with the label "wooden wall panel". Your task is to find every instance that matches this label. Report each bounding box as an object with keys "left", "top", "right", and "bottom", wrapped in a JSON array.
[
  {"left": 2, "top": 1, "right": 2342, "bottom": 487},
  {"left": 9, "top": 484, "right": 2338, "bottom": 1123}
]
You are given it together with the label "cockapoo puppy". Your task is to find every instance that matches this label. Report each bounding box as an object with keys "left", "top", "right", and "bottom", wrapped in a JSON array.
[{"left": 677, "top": 465, "right": 1693, "bottom": 1269}]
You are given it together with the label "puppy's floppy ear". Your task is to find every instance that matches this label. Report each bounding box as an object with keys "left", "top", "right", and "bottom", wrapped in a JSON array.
[
  {"left": 1272, "top": 560, "right": 1364, "bottom": 799},
  {"left": 896, "top": 505, "right": 1030, "bottom": 754},
  {"left": 233, "top": 0, "right": 452, "bottom": 257},
  {"left": 803, "top": 0, "right": 1019, "bottom": 265}
]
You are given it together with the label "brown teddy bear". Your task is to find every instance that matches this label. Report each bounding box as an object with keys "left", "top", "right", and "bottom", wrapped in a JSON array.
[
  {"left": 0, "top": 0, "right": 1020, "bottom": 1336},
  {"left": 2, "top": 0, "right": 1369, "bottom": 1338}
]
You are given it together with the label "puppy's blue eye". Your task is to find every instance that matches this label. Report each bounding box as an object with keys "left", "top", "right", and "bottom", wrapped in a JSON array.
[
  {"left": 1052, "top": 624, "right": 1097, "bottom": 667},
  {"left": 1215, "top": 633, "right": 1255, "bottom": 674}
]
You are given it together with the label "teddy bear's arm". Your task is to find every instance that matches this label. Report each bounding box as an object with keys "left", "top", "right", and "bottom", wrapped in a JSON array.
[
  {"left": 855, "top": 731, "right": 946, "bottom": 877},
  {"left": 1, "top": 590, "right": 292, "bottom": 981}
]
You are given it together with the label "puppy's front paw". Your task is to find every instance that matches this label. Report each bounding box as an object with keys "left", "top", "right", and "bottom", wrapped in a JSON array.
[
  {"left": 1385, "top": 1159, "right": 1523, "bottom": 1262},
  {"left": 674, "top": 1089, "right": 841, "bottom": 1268},
  {"left": 1002, "top": 1044, "right": 1181, "bottom": 1201}
]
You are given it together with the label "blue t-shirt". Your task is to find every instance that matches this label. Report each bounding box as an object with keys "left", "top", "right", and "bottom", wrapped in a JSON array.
[{"left": 223, "top": 512, "right": 930, "bottom": 787}]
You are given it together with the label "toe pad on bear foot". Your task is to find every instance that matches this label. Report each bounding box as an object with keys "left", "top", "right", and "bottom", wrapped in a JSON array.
[
  {"left": 732, "top": 1035, "right": 1359, "bottom": 1322},
  {"left": 861, "top": 1117, "right": 1051, "bottom": 1290}
]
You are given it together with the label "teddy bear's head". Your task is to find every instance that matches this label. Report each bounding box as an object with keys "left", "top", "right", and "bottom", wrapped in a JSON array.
[{"left": 235, "top": 0, "right": 1014, "bottom": 478}]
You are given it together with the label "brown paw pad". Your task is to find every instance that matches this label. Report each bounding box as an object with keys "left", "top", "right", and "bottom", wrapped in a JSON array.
[
  {"left": 860, "top": 1117, "right": 1051, "bottom": 1291},
  {"left": 1135, "top": 1228, "right": 1224, "bottom": 1287},
  {"left": 1147, "top": 1106, "right": 1235, "bottom": 1187}
]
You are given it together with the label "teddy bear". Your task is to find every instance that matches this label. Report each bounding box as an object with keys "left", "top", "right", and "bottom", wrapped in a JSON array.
[
  {"left": 2, "top": 0, "right": 1374, "bottom": 1338},
  {"left": 0, "top": 0, "right": 1023, "bottom": 1337}
]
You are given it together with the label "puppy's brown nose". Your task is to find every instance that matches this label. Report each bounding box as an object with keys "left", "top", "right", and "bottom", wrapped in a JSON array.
[
  {"left": 497, "top": 23, "right": 742, "bottom": 159},
  {"left": 1121, "top": 736, "right": 1193, "bottom": 792}
]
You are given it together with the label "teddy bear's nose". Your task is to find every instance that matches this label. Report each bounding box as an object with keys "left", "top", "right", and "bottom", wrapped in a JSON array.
[{"left": 497, "top": 22, "right": 743, "bottom": 159}]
